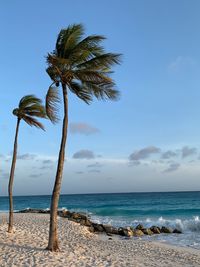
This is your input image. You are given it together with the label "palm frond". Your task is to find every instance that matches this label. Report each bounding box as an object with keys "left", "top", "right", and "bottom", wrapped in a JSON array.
[
  {"left": 47, "top": 54, "right": 71, "bottom": 68},
  {"left": 69, "top": 81, "right": 92, "bottom": 104},
  {"left": 46, "top": 86, "right": 60, "bottom": 123},
  {"left": 76, "top": 53, "right": 122, "bottom": 70},
  {"left": 46, "top": 63, "right": 60, "bottom": 82},
  {"left": 56, "top": 24, "right": 84, "bottom": 58},
  {"left": 24, "top": 110, "right": 46, "bottom": 118},
  {"left": 22, "top": 115, "right": 45, "bottom": 130},
  {"left": 19, "top": 95, "right": 42, "bottom": 109},
  {"left": 13, "top": 108, "right": 19, "bottom": 117},
  {"left": 46, "top": 23, "right": 122, "bottom": 105},
  {"left": 13, "top": 95, "right": 47, "bottom": 130},
  {"left": 24, "top": 104, "right": 46, "bottom": 117},
  {"left": 74, "top": 70, "right": 113, "bottom": 84},
  {"left": 83, "top": 81, "right": 120, "bottom": 101},
  {"left": 68, "top": 35, "right": 106, "bottom": 64}
]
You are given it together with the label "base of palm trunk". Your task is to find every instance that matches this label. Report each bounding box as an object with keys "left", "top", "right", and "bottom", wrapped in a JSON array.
[
  {"left": 46, "top": 243, "right": 60, "bottom": 252},
  {"left": 8, "top": 226, "right": 13, "bottom": 233}
]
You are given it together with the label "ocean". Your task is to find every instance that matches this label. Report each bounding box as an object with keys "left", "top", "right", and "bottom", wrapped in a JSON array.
[{"left": 1, "top": 191, "right": 200, "bottom": 249}]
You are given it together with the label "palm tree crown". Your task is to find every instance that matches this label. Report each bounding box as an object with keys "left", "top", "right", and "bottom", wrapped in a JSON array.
[
  {"left": 46, "top": 23, "right": 121, "bottom": 122},
  {"left": 13, "top": 95, "right": 46, "bottom": 130},
  {"left": 8, "top": 94, "right": 46, "bottom": 233}
]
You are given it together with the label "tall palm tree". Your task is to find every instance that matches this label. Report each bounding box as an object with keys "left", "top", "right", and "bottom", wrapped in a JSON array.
[
  {"left": 45, "top": 23, "right": 121, "bottom": 251},
  {"left": 8, "top": 95, "right": 46, "bottom": 233}
]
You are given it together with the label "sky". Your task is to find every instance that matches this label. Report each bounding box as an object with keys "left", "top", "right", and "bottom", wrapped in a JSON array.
[{"left": 1, "top": 0, "right": 200, "bottom": 195}]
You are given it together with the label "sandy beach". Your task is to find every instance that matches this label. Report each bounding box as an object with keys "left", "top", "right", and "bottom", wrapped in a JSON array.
[{"left": 0, "top": 213, "right": 199, "bottom": 266}]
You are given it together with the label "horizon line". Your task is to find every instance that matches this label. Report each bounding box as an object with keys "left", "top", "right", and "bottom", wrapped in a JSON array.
[{"left": 1, "top": 189, "right": 200, "bottom": 197}]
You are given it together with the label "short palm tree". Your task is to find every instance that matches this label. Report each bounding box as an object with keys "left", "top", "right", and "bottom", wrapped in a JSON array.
[
  {"left": 45, "top": 23, "right": 121, "bottom": 251},
  {"left": 8, "top": 95, "right": 46, "bottom": 233}
]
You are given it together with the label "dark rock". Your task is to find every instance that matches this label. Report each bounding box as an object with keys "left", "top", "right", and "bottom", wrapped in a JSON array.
[
  {"left": 142, "top": 228, "right": 154, "bottom": 235},
  {"left": 20, "top": 208, "right": 32, "bottom": 213},
  {"left": 18, "top": 208, "right": 33, "bottom": 213},
  {"left": 71, "top": 212, "right": 87, "bottom": 220},
  {"left": 150, "top": 226, "right": 161, "bottom": 234},
  {"left": 173, "top": 228, "right": 182, "bottom": 234},
  {"left": 80, "top": 219, "right": 92, "bottom": 227},
  {"left": 66, "top": 212, "right": 89, "bottom": 223},
  {"left": 118, "top": 227, "right": 133, "bottom": 237},
  {"left": 18, "top": 208, "right": 50, "bottom": 214},
  {"left": 125, "top": 227, "right": 134, "bottom": 237},
  {"left": 92, "top": 223, "right": 105, "bottom": 232},
  {"left": 135, "top": 224, "right": 145, "bottom": 230},
  {"left": 18, "top": 209, "right": 178, "bottom": 238},
  {"left": 88, "top": 226, "right": 95, "bottom": 232},
  {"left": 85, "top": 219, "right": 93, "bottom": 227},
  {"left": 103, "top": 224, "right": 119, "bottom": 235},
  {"left": 39, "top": 209, "right": 50, "bottom": 214},
  {"left": 161, "top": 226, "right": 173, "bottom": 233},
  {"left": 58, "top": 210, "right": 71, "bottom": 218},
  {"left": 118, "top": 227, "right": 125, "bottom": 236},
  {"left": 133, "top": 229, "right": 144, "bottom": 236}
]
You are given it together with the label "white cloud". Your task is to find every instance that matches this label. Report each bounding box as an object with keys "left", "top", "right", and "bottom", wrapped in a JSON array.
[
  {"left": 182, "top": 146, "right": 197, "bottom": 158},
  {"left": 161, "top": 150, "right": 177, "bottom": 159},
  {"left": 87, "top": 162, "right": 103, "bottom": 168},
  {"left": 42, "top": 160, "right": 54, "bottom": 164},
  {"left": 163, "top": 163, "right": 180, "bottom": 173},
  {"left": 17, "top": 153, "right": 37, "bottom": 160},
  {"left": 2, "top": 146, "right": 200, "bottom": 195},
  {"left": 129, "top": 146, "right": 160, "bottom": 161},
  {"left": 73, "top": 149, "right": 95, "bottom": 159},
  {"left": 69, "top": 122, "right": 100, "bottom": 135}
]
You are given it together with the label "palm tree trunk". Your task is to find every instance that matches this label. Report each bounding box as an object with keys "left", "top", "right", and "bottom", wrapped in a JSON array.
[
  {"left": 47, "top": 83, "right": 68, "bottom": 251},
  {"left": 8, "top": 118, "right": 20, "bottom": 233}
]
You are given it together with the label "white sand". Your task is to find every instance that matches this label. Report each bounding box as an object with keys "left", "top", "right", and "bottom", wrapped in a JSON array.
[{"left": 0, "top": 213, "right": 200, "bottom": 266}]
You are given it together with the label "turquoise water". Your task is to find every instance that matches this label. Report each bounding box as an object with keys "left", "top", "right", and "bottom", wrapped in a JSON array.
[{"left": 1, "top": 191, "right": 200, "bottom": 248}]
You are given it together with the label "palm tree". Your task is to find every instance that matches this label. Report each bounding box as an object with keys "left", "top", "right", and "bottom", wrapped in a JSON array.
[
  {"left": 45, "top": 23, "right": 121, "bottom": 251},
  {"left": 8, "top": 95, "right": 46, "bottom": 233}
]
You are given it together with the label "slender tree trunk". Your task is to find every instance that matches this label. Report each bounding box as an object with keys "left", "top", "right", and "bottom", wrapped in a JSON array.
[
  {"left": 47, "top": 84, "right": 68, "bottom": 251},
  {"left": 8, "top": 118, "right": 20, "bottom": 233}
]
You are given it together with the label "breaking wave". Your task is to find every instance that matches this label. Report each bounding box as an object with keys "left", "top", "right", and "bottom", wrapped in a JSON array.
[{"left": 91, "top": 215, "right": 200, "bottom": 233}]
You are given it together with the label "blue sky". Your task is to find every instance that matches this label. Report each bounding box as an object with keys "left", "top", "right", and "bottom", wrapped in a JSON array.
[{"left": 1, "top": 0, "right": 200, "bottom": 195}]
